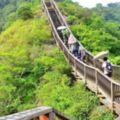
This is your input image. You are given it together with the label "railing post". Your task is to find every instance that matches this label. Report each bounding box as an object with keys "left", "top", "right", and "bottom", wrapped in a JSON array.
[
  {"left": 94, "top": 60, "right": 98, "bottom": 94},
  {"left": 67, "top": 50, "right": 70, "bottom": 64},
  {"left": 54, "top": 34, "right": 59, "bottom": 47},
  {"left": 84, "top": 65, "right": 87, "bottom": 86},
  {"left": 74, "top": 58, "right": 77, "bottom": 76},
  {"left": 41, "top": 0, "right": 44, "bottom": 12},
  {"left": 33, "top": 117, "right": 38, "bottom": 120},
  {"left": 49, "top": 111, "right": 55, "bottom": 120},
  {"left": 95, "top": 70, "right": 98, "bottom": 94},
  {"left": 62, "top": 43, "right": 64, "bottom": 52},
  {"left": 111, "top": 82, "right": 114, "bottom": 112}
]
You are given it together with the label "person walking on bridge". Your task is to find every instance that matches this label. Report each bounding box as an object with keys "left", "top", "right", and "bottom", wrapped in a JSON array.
[
  {"left": 68, "top": 34, "right": 76, "bottom": 53},
  {"left": 102, "top": 57, "right": 113, "bottom": 77},
  {"left": 57, "top": 26, "right": 69, "bottom": 47},
  {"left": 79, "top": 47, "right": 86, "bottom": 61}
]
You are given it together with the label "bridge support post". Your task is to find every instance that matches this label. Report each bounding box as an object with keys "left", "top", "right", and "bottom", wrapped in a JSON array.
[
  {"left": 84, "top": 65, "right": 87, "bottom": 87},
  {"left": 95, "top": 70, "right": 98, "bottom": 94},
  {"left": 74, "top": 59, "right": 77, "bottom": 76},
  {"left": 111, "top": 82, "right": 114, "bottom": 112},
  {"left": 33, "top": 117, "right": 38, "bottom": 120},
  {"left": 49, "top": 111, "right": 55, "bottom": 120},
  {"left": 67, "top": 50, "right": 70, "bottom": 64},
  {"left": 41, "top": 0, "right": 44, "bottom": 12}
]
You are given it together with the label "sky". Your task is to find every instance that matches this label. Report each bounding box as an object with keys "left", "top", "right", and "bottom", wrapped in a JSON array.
[{"left": 72, "top": 0, "right": 120, "bottom": 8}]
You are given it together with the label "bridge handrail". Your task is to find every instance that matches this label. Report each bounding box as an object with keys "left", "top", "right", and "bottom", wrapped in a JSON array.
[
  {"left": 51, "top": 0, "right": 93, "bottom": 57},
  {"left": 0, "top": 107, "right": 71, "bottom": 120},
  {"left": 0, "top": 107, "right": 52, "bottom": 120},
  {"left": 42, "top": 0, "right": 120, "bottom": 105},
  {"left": 51, "top": 0, "right": 120, "bottom": 80}
]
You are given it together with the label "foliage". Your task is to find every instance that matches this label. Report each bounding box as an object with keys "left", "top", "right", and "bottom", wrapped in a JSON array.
[
  {"left": 0, "top": 6, "right": 51, "bottom": 114},
  {"left": 89, "top": 107, "right": 114, "bottom": 120},
  {"left": 35, "top": 62, "right": 99, "bottom": 119},
  {"left": 0, "top": 0, "right": 39, "bottom": 31},
  {"left": 93, "top": 3, "right": 120, "bottom": 23},
  {"left": 17, "top": 4, "right": 33, "bottom": 20}
]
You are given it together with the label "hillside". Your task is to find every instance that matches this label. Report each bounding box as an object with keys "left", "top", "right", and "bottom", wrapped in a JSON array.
[
  {"left": 0, "top": 0, "right": 116, "bottom": 119},
  {"left": 0, "top": 0, "right": 51, "bottom": 115}
]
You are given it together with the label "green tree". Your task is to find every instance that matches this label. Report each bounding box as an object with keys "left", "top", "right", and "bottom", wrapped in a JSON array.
[{"left": 17, "top": 4, "right": 33, "bottom": 20}]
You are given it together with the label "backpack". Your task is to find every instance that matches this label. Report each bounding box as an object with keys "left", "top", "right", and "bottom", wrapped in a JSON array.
[
  {"left": 106, "top": 62, "right": 112, "bottom": 72},
  {"left": 74, "top": 42, "right": 80, "bottom": 51}
]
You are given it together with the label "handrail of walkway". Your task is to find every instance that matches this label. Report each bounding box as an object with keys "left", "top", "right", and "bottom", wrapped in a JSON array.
[
  {"left": 0, "top": 106, "right": 72, "bottom": 120},
  {"left": 42, "top": 0, "right": 120, "bottom": 114},
  {"left": 51, "top": 0, "right": 120, "bottom": 80}
]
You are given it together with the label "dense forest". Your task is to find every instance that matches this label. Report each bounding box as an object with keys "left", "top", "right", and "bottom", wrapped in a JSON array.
[
  {"left": 0, "top": 0, "right": 119, "bottom": 119},
  {"left": 58, "top": 0, "right": 120, "bottom": 65},
  {"left": 0, "top": 0, "right": 35, "bottom": 31}
]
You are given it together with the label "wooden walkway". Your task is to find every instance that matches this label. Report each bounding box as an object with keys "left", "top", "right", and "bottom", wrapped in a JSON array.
[{"left": 42, "top": 0, "right": 120, "bottom": 116}]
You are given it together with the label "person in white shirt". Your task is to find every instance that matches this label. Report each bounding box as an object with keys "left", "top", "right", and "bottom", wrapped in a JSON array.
[{"left": 102, "top": 57, "right": 112, "bottom": 77}]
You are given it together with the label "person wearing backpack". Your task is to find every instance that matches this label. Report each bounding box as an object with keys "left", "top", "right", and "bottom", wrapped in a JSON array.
[
  {"left": 102, "top": 57, "right": 113, "bottom": 77},
  {"left": 72, "top": 41, "right": 80, "bottom": 57}
]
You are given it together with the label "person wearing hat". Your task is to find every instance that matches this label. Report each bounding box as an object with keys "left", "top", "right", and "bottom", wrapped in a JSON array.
[{"left": 57, "top": 26, "right": 69, "bottom": 47}]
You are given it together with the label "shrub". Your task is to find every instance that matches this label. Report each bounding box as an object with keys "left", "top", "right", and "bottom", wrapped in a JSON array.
[{"left": 17, "top": 4, "right": 33, "bottom": 20}]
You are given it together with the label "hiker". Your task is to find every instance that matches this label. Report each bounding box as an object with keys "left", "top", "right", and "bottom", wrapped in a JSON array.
[
  {"left": 72, "top": 41, "right": 80, "bottom": 57},
  {"left": 79, "top": 47, "right": 86, "bottom": 61},
  {"left": 102, "top": 57, "right": 113, "bottom": 77},
  {"left": 57, "top": 26, "right": 69, "bottom": 46},
  {"left": 68, "top": 34, "right": 76, "bottom": 53}
]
